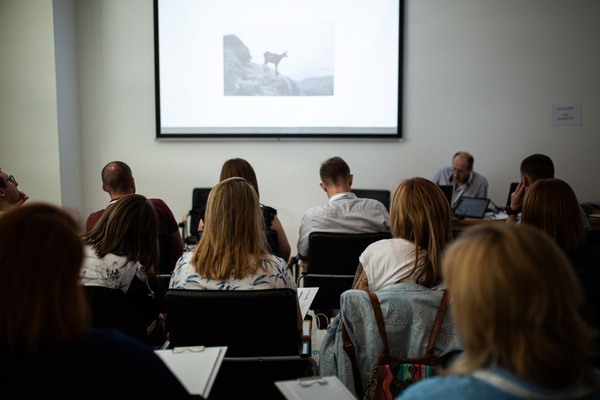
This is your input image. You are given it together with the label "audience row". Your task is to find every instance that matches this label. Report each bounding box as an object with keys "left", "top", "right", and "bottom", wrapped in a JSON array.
[{"left": 1, "top": 151, "right": 599, "bottom": 398}]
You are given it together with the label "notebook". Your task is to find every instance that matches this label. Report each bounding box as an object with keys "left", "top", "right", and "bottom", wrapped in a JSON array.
[
  {"left": 454, "top": 197, "right": 490, "bottom": 219},
  {"left": 438, "top": 185, "right": 453, "bottom": 207}
]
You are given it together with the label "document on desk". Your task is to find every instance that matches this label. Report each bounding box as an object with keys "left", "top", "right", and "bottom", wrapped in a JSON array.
[
  {"left": 297, "top": 287, "right": 319, "bottom": 319},
  {"left": 155, "top": 346, "right": 227, "bottom": 398},
  {"left": 275, "top": 376, "right": 356, "bottom": 400}
]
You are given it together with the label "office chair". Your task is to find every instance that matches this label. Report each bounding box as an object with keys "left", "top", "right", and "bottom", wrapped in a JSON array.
[
  {"left": 295, "top": 231, "right": 392, "bottom": 319},
  {"left": 209, "top": 355, "right": 318, "bottom": 400},
  {"left": 164, "top": 288, "right": 302, "bottom": 356},
  {"left": 351, "top": 188, "right": 391, "bottom": 211},
  {"left": 156, "top": 230, "right": 173, "bottom": 275},
  {"left": 164, "top": 288, "right": 317, "bottom": 399},
  {"left": 82, "top": 285, "right": 157, "bottom": 345},
  {"left": 179, "top": 187, "right": 212, "bottom": 246}
]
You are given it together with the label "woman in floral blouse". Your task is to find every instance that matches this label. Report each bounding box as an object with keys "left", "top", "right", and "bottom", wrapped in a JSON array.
[{"left": 169, "top": 177, "right": 300, "bottom": 330}]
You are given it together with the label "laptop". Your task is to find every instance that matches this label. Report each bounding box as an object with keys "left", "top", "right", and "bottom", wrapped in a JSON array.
[
  {"left": 438, "top": 185, "right": 453, "bottom": 207},
  {"left": 454, "top": 196, "right": 490, "bottom": 219},
  {"left": 506, "top": 182, "right": 519, "bottom": 209}
]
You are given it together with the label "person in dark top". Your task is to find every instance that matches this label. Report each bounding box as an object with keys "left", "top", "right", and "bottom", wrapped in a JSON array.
[
  {"left": 198, "top": 158, "right": 291, "bottom": 261},
  {"left": 521, "top": 178, "right": 600, "bottom": 353},
  {"left": 0, "top": 203, "right": 199, "bottom": 399}
]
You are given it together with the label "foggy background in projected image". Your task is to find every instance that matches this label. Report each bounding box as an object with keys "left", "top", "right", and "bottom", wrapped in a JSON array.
[{"left": 223, "top": 21, "right": 335, "bottom": 96}]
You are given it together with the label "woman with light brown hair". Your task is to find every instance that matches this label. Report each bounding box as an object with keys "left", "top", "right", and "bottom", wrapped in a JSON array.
[
  {"left": 352, "top": 177, "right": 453, "bottom": 291},
  {"left": 521, "top": 178, "right": 600, "bottom": 354},
  {"left": 399, "top": 224, "right": 599, "bottom": 399},
  {"left": 0, "top": 203, "right": 196, "bottom": 398},
  {"left": 170, "top": 177, "right": 300, "bottom": 330},
  {"left": 171, "top": 177, "right": 295, "bottom": 289},
  {"left": 199, "top": 158, "right": 291, "bottom": 260}
]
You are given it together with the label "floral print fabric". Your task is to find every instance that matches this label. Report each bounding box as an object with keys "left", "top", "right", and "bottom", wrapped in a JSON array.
[{"left": 169, "top": 251, "right": 297, "bottom": 291}]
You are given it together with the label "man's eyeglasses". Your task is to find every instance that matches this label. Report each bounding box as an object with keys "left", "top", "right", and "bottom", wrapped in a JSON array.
[{"left": 2, "top": 175, "right": 16, "bottom": 185}]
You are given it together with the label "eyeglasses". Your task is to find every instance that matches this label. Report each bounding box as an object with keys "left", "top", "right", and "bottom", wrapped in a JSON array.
[{"left": 2, "top": 175, "right": 16, "bottom": 185}]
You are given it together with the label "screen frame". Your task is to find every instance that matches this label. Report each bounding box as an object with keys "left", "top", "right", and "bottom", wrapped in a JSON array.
[{"left": 153, "top": 0, "right": 404, "bottom": 141}]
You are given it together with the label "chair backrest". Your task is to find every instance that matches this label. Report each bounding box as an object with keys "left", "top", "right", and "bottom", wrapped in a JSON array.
[
  {"left": 266, "top": 228, "right": 280, "bottom": 257},
  {"left": 82, "top": 285, "right": 148, "bottom": 342},
  {"left": 157, "top": 230, "right": 172, "bottom": 274},
  {"left": 188, "top": 187, "right": 212, "bottom": 238},
  {"left": 211, "top": 356, "right": 318, "bottom": 399},
  {"left": 165, "top": 288, "right": 300, "bottom": 356},
  {"left": 351, "top": 188, "right": 391, "bottom": 211},
  {"left": 303, "top": 231, "right": 392, "bottom": 313}
]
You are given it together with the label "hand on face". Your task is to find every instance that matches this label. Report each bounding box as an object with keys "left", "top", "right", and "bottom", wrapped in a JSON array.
[
  {"left": 16, "top": 190, "right": 29, "bottom": 207},
  {"left": 510, "top": 177, "right": 527, "bottom": 210}
]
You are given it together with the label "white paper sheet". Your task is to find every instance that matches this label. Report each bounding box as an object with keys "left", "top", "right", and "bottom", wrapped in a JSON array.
[
  {"left": 297, "top": 287, "right": 319, "bottom": 319},
  {"left": 155, "top": 346, "right": 227, "bottom": 398}
]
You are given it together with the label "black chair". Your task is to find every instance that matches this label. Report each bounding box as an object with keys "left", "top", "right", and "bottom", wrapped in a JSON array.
[
  {"left": 157, "top": 230, "right": 172, "bottom": 275},
  {"left": 164, "top": 288, "right": 301, "bottom": 356},
  {"left": 163, "top": 288, "right": 317, "bottom": 399},
  {"left": 82, "top": 285, "right": 152, "bottom": 344},
  {"left": 179, "top": 187, "right": 212, "bottom": 246},
  {"left": 296, "top": 231, "right": 392, "bottom": 318},
  {"left": 351, "top": 188, "right": 391, "bottom": 211}
]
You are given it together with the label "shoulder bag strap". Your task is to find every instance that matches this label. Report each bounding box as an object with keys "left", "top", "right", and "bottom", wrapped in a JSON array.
[
  {"left": 367, "top": 291, "right": 390, "bottom": 355},
  {"left": 341, "top": 320, "right": 364, "bottom": 397},
  {"left": 425, "top": 290, "right": 449, "bottom": 356}
]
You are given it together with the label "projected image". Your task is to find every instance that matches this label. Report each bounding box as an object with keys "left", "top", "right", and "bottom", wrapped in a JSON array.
[
  {"left": 223, "top": 22, "right": 334, "bottom": 96},
  {"left": 155, "top": 0, "right": 402, "bottom": 138}
]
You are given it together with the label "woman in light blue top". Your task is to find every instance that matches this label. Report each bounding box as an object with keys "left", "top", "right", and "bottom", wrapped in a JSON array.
[{"left": 399, "top": 224, "right": 600, "bottom": 399}]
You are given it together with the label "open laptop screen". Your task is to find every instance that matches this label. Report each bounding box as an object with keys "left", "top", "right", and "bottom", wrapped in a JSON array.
[
  {"left": 506, "top": 182, "right": 519, "bottom": 209},
  {"left": 454, "top": 197, "right": 490, "bottom": 219},
  {"left": 438, "top": 185, "right": 453, "bottom": 207}
]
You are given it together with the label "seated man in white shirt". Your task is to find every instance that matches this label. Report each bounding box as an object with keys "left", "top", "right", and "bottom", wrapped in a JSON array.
[
  {"left": 297, "top": 156, "right": 390, "bottom": 263},
  {"left": 430, "top": 151, "right": 489, "bottom": 208}
]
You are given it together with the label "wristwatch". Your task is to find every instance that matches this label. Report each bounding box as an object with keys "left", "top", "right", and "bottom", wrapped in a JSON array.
[{"left": 505, "top": 206, "right": 520, "bottom": 215}]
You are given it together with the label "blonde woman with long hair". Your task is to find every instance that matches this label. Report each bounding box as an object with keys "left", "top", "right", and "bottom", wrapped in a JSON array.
[
  {"left": 169, "top": 178, "right": 300, "bottom": 328},
  {"left": 399, "top": 224, "right": 599, "bottom": 399},
  {"left": 352, "top": 177, "right": 453, "bottom": 291}
]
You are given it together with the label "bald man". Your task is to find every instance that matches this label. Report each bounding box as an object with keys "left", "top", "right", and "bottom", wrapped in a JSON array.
[{"left": 431, "top": 151, "right": 489, "bottom": 208}]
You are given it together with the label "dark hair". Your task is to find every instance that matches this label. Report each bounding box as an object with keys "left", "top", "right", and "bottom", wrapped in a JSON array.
[
  {"left": 101, "top": 161, "right": 133, "bottom": 194},
  {"left": 0, "top": 203, "right": 88, "bottom": 352},
  {"left": 521, "top": 178, "right": 584, "bottom": 252},
  {"left": 219, "top": 158, "right": 260, "bottom": 198},
  {"left": 319, "top": 156, "right": 350, "bottom": 186},
  {"left": 83, "top": 194, "right": 158, "bottom": 268},
  {"left": 520, "top": 154, "right": 555, "bottom": 182}
]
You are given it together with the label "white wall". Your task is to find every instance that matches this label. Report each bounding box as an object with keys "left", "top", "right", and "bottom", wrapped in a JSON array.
[
  {"left": 2, "top": 0, "right": 600, "bottom": 250},
  {"left": 0, "top": 0, "right": 62, "bottom": 205}
]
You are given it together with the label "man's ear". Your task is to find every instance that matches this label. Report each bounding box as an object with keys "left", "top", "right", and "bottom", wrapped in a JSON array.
[
  {"left": 101, "top": 184, "right": 109, "bottom": 194},
  {"left": 319, "top": 182, "right": 327, "bottom": 192},
  {"left": 348, "top": 174, "right": 354, "bottom": 187}
]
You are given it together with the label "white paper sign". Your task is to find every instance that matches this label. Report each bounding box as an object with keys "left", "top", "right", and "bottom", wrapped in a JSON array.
[{"left": 552, "top": 104, "right": 581, "bottom": 126}]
